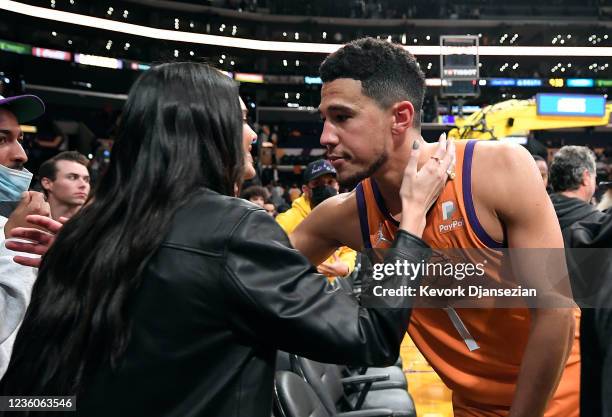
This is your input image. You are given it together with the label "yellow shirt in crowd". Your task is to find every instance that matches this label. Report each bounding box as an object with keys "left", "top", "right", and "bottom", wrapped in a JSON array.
[{"left": 276, "top": 194, "right": 356, "bottom": 276}]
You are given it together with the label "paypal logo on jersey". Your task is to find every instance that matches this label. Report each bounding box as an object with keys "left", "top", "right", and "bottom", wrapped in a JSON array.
[
  {"left": 439, "top": 200, "right": 464, "bottom": 234},
  {"left": 442, "top": 201, "right": 455, "bottom": 221}
]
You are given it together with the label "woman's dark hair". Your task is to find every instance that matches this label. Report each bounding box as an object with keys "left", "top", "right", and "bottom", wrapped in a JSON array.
[{"left": 1, "top": 62, "right": 243, "bottom": 394}]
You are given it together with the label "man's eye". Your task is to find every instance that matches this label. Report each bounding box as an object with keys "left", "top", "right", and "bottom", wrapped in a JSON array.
[
  {"left": 335, "top": 115, "right": 350, "bottom": 122},
  {"left": 0, "top": 136, "right": 6, "bottom": 144}
]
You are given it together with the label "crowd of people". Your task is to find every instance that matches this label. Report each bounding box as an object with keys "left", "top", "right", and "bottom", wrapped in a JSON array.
[{"left": 0, "top": 36, "right": 611, "bottom": 417}]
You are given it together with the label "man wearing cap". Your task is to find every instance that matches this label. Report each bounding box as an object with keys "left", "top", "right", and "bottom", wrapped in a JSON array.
[
  {"left": 276, "top": 159, "right": 356, "bottom": 277},
  {"left": 0, "top": 93, "right": 49, "bottom": 376}
]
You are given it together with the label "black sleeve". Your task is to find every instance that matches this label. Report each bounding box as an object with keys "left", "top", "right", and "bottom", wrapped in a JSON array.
[{"left": 223, "top": 209, "right": 429, "bottom": 367}]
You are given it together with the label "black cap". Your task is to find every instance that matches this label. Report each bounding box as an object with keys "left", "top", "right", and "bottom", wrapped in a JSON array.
[
  {"left": 303, "top": 159, "right": 336, "bottom": 182},
  {"left": 0, "top": 94, "right": 45, "bottom": 123}
]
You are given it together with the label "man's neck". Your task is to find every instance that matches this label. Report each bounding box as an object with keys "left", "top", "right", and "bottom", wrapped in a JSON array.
[
  {"left": 370, "top": 136, "right": 438, "bottom": 216},
  {"left": 49, "top": 198, "right": 81, "bottom": 220},
  {"left": 560, "top": 189, "right": 589, "bottom": 203}
]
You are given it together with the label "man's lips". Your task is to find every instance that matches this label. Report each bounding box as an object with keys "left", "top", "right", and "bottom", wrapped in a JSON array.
[{"left": 328, "top": 156, "right": 346, "bottom": 168}]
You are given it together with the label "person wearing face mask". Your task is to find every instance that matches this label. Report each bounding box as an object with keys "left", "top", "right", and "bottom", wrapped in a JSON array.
[
  {"left": 0, "top": 94, "right": 49, "bottom": 376},
  {"left": 276, "top": 159, "right": 356, "bottom": 278}
]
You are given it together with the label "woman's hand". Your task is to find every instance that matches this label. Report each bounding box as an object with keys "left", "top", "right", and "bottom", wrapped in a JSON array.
[
  {"left": 399, "top": 133, "right": 455, "bottom": 237},
  {"left": 5, "top": 214, "right": 66, "bottom": 268}
]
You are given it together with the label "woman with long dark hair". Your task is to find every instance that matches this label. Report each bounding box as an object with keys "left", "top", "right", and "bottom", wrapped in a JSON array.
[{"left": 0, "top": 62, "right": 452, "bottom": 416}]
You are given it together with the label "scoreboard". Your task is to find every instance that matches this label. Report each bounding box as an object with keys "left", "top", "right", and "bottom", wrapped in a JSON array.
[{"left": 440, "top": 35, "right": 480, "bottom": 97}]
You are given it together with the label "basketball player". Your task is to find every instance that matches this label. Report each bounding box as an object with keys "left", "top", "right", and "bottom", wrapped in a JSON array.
[{"left": 290, "top": 37, "right": 579, "bottom": 417}]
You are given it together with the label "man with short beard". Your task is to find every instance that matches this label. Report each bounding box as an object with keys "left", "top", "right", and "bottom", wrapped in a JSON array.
[
  {"left": 289, "top": 37, "right": 578, "bottom": 417},
  {"left": 0, "top": 94, "right": 49, "bottom": 376}
]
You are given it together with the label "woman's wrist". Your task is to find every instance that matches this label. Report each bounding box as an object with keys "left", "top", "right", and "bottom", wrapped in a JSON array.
[
  {"left": 399, "top": 216, "right": 425, "bottom": 237},
  {"left": 399, "top": 201, "right": 426, "bottom": 235}
]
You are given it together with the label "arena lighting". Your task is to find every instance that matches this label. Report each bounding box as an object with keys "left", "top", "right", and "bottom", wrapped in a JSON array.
[
  {"left": 74, "top": 53, "right": 122, "bottom": 69},
  {"left": 32, "top": 46, "right": 71, "bottom": 61},
  {"left": 235, "top": 73, "right": 263, "bottom": 83},
  {"left": 4, "top": 1, "right": 612, "bottom": 57},
  {"left": 425, "top": 79, "right": 442, "bottom": 87},
  {"left": 129, "top": 62, "right": 150, "bottom": 71}
]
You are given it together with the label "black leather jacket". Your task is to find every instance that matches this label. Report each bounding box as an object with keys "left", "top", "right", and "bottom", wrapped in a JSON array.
[
  {"left": 76, "top": 189, "right": 429, "bottom": 417},
  {"left": 563, "top": 214, "right": 612, "bottom": 417}
]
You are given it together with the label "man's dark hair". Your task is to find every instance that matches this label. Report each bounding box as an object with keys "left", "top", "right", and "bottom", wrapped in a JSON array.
[
  {"left": 241, "top": 185, "right": 267, "bottom": 201},
  {"left": 532, "top": 155, "right": 546, "bottom": 164},
  {"left": 39, "top": 151, "right": 90, "bottom": 182},
  {"left": 319, "top": 37, "right": 425, "bottom": 127},
  {"left": 550, "top": 145, "right": 596, "bottom": 192}
]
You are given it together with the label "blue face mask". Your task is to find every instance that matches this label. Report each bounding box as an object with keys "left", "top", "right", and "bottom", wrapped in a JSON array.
[{"left": 0, "top": 164, "right": 32, "bottom": 202}]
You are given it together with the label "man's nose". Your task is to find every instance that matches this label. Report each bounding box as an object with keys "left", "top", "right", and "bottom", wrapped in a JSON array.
[
  {"left": 320, "top": 120, "right": 338, "bottom": 147},
  {"left": 9, "top": 141, "right": 28, "bottom": 166}
]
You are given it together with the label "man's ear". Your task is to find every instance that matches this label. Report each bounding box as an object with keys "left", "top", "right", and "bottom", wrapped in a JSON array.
[
  {"left": 582, "top": 169, "right": 593, "bottom": 186},
  {"left": 391, "top": 101, "right": 415, "bottom": 136},
  {"left": 41, "top": 177, "right": 52, "bottom": 192}
]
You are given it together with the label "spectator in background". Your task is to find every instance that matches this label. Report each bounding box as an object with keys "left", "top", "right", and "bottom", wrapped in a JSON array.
[
  {"left": 533, "top": 154, "right": 550, "bottom": 191},
  {"left": 276, "top": 160, "right": 356, "bottom": 278},
  {"left": 267, "top": 182, "right": 289, "bottom": 213},
  {"left": 39, "top": 151, "right": 90, "bottom": 220},
  {"left": 241, "top": 185, "right": 268, "bottom": 208},
  {"left": 550, "top": 146, "right": 604, "bottom": 241},
  {"left": 0, "top": 94, "right": 49, "bottom": 376},
  {"left": 263, "top": 200, "right": 277, "bottom": 217},
  {"left": 288, "top": 183, "right": 301, "bottom": 201},
  {"left": 34, "top": 118, "right": 66, "bottom": 153},
  {"left": 547, "top": 150, "right": 612, "bottom": 417}
]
